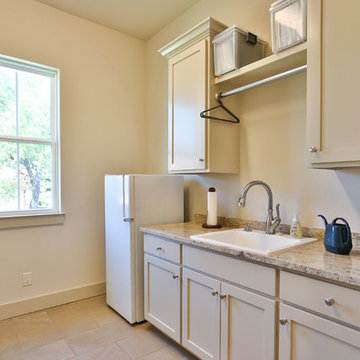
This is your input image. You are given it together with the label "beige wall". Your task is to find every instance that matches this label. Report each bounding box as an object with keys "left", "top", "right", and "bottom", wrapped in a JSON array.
[
  {"left": 146, "top": 0, "right": 360, "bottom": 232},
  {"left": 0, "top": 0, "right": 146, "bottom": 305}
]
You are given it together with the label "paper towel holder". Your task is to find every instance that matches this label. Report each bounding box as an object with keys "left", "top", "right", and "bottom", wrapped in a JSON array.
[{"left": 202, "top": 223, "right": 222, "bottom": 229}]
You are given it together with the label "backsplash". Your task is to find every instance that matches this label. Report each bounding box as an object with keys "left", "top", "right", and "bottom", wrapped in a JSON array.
[{"left": 194, "top": 214, "right": 360, "bottom": 248}]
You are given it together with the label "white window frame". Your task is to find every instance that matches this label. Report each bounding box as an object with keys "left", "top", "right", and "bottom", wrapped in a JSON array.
[{"left": 0, "top": 54, "right": 61, "bottom": 218}]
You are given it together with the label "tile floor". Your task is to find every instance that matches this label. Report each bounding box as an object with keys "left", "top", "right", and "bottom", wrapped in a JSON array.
[{"left": 0, "top": 295, "right": 197, "bottom": 360}]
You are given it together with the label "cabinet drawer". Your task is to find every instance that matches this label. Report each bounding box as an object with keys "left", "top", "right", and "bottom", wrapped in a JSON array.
[
  {"left": 183, "top": 245, "right": 276, "bottom": 296},
  {"left": 144, "top": 235, "right": 181, "bottom": 264},
  {"left": 280, "top": 271, "right": 360, "bottom": 328}
]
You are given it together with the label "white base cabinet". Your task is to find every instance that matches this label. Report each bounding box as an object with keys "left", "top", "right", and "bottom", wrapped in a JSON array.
[
  {"left": 279, "top": 303, "right": 360, "bottom": 360},
  {"left": 181, "top": 262, "right": 276, "bottom": 360},
  {"left": 182, "top": 268, "right": 221, "bottom": 360},
  {"left": 221, "top": 282, "right": 276, "bottom": 360},
  {"left": 143, "top": 234, "right": 360, "bottom": 360},
  {"left": 182, "top": 268, "right": 276, "bottom": 360},
  {"left": 279, "top": 270, "right": 360, "bottom": 360},
  {"left": 144, "top": 235, "right": 277, "bottom": 360},
  {"left": 144, "top": 254, "right": 181, "bottom": 342}
]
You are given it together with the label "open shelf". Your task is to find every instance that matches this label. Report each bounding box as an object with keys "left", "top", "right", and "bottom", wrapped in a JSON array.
[{"left": 215, "top": 43, "right": 307, "bottom": 90}]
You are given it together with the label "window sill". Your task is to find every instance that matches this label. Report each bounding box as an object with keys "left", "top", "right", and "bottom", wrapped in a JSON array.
[{"left": 0, "top": 212, "right": 65, "bottom": 230}]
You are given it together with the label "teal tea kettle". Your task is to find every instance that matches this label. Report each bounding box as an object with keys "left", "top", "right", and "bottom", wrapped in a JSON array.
[{"left": 318, "top": 215, "right": 352, "bottom": 255}]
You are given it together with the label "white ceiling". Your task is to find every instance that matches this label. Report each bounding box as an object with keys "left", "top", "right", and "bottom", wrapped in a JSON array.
[{"left": 35, "top": 0, "right": 199, "bottom": 40}]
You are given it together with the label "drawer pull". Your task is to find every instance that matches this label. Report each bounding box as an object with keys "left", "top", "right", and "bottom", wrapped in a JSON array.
[
  {"left": 279, "top": 318, "right": 288, "bottom": 326},
  {"left": 211, "top": 289, "right": 218, "bottom": 296},
  {"left": 219, "top": 293, "right": 227, "bottom": 299},
  {"left": 172, "top": 274, "right": 179, "bottom": 279},
  {"left": 155, "top": 246, "right": 162, "bottom": 251},
  {"left": 325, "top": 297, "right": 335, "bottom": 306}
]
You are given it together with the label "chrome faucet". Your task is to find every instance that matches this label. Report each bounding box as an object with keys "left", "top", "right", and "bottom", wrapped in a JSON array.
[{"left": 238, "top": 180, "right": 281, "bottom": 234}]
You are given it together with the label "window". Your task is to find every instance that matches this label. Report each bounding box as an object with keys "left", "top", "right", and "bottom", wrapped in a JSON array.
[{"left": 0, "top": 55, "right": 60, "bottom": 216}]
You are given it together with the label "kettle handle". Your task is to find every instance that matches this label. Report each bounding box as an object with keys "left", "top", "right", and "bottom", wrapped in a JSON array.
[
  {"left": 318, "top": 214, "right": 328, "bottom": 226},
  {"left": 332, "top": 217, "right": 352, "bottom": 246}
]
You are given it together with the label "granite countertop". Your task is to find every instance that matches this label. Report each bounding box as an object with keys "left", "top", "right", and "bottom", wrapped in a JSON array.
[{"left": 140, "top": 222, "right": 360, "bottom": 288}]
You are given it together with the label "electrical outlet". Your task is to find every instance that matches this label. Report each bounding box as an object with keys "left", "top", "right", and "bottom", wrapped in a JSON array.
[{"left": 22, "top": 272, "right": 32, "bottom": 286}]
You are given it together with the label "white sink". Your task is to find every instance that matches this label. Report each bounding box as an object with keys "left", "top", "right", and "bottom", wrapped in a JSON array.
[{"left": 190, "top": 229, "right": 317, "bottom": 255}]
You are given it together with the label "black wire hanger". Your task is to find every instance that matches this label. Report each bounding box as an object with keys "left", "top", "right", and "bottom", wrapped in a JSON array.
[{"left": 200, "top": 93, "right": 240, "bottom": 124}]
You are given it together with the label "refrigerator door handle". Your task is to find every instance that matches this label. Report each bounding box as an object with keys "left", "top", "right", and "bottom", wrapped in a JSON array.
[
  {"left": 123, "top": 175, "right": 135, "bottom": 223},
  {"left": 122, "top": 175, "right": 126, "bottom": 219},
  {"left": 121, "top": 177, "right": 133, "bottom": 222}
]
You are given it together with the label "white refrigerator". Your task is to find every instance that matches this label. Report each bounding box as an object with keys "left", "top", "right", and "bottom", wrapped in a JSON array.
[{"left": 104, "top": 174, "right": 183, "bottom": 324}]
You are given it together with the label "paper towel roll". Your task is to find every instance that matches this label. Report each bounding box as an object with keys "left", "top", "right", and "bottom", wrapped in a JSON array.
[{"left": 207, "top": 187, "right": 217, "bottom": 226}]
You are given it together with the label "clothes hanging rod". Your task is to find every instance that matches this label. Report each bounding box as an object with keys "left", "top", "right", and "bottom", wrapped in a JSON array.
[{"left": 218, "top": 64, "right": 307, "bottom": 99}]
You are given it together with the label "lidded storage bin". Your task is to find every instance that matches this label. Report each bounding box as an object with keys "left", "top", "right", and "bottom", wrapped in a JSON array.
[
  {"left": 212, "top": 25, "right": 266, "bottom": 76},
  {"left": 269, "top": 0, "right": 307, "bottom": 53}
]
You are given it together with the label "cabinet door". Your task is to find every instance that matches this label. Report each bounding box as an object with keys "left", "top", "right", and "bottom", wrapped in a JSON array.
[
  {"left": 307, "top": 0, "right": 360, "bottom": 167},
  {"left": 279, "top": 303, "right": 360, "bottom": 360},
  {"left": 144, "top": 254, "right": 181, "bottom": 342},
  {"left": 182, "top": 268, "right": 220, "bottom": 360},
  {"left": 168, "top": 39, "right": 207, "bottom": 172},
  {"left": 220, "top": 282, "right": 276, "bottom": 360}
]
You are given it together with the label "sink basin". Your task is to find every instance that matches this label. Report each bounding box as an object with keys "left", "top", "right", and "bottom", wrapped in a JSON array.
[{"left": 190, "top": 229, "right": 317, "bottom": 255}]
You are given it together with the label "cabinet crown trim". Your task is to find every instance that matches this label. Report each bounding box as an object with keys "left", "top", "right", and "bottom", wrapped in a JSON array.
[{"left": 158, "top": 17, "right": 227, "bottom": 59}]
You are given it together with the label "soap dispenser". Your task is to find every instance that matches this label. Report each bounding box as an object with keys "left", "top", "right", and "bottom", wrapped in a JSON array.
[{"left": 290, "top": 214, "right": 302, "bottom": 238}]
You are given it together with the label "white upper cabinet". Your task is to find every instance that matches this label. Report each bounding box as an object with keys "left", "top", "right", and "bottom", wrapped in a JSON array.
[
  {"left": 307, "top": 0, "right": 360, "bottom": 167},
  {"left": 159, "top": 18, "right": 240, "bottom": 174},
  {"left": 169, "top": 40, "right": 207, "bottom": 171}
]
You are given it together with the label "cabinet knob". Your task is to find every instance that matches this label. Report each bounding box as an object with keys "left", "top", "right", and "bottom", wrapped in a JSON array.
[
  {"left": 211, "top": 289, "right": 218, "bottom": 296},
  {"left": 172, "top": 274, "right": 179, "bottom": 279},
  {"left": 279, "top": 318, "right": 288, "bottom": 326},
  {"left": 219, "top": 293, "right": 227, "bottom": 299},
  {"left": 199, "top": 158, "right": 204, "bottom": 162},
  {"left": 325, "top": 297, "right": 335, "bottom": 306},
  {"left": 309, "top": 146, "right": 318, "bottom": 153},
  {"left": 155, "top": 246, "right": 162, "bottom": 251}
]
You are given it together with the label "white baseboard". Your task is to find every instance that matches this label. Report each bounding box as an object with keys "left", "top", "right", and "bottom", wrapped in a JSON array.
[{"left": 0, "top": 281, "right": 106, "bottom": 320}]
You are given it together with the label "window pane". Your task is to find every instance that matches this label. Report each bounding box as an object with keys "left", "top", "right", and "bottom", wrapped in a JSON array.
[
  {"left": 18, "top": 71, "right": 51, "bottom": 139},
  {"left": 0, "top": 141, "right": 18, "bottom": 211},
  {"left": 0, "top": 66, "right": 16, "bottom": 136},
  {"left": 19, "top": 143, "right": 52, "bottom": 210}
]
